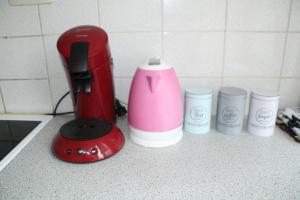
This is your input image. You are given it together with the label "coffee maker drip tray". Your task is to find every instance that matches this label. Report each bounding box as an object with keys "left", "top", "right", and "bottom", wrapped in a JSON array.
[{"left": 60, "top": 119, "right": 112, "bottom": 140}]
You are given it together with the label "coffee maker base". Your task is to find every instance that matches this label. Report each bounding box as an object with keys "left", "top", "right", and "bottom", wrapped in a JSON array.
[
  {"left": 52, "top": 119, "right": 125, "bottom": 163},
  {"left": 129, "top": 125, "right": 183, "bottom": 148}
]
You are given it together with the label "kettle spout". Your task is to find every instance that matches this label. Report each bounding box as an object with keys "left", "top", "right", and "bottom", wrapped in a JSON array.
[{"left": 146, "top": 75, "right": 161, "bottom": 93}]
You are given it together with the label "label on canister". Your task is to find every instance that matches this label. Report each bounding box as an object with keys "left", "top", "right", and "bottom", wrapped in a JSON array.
[
  {"left": 190, "top": 105, "right": 208, "bottom": 124},
  {"left": 184, "top": 88, "right": 212, "bottom": 134}
]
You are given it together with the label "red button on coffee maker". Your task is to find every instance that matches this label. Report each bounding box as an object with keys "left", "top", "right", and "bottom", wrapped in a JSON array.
[{"left": 52, "top": 25, "right": 125, "bottom": 163}]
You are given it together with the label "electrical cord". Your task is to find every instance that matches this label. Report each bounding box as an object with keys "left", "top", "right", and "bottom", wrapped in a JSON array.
[
  {"left": 117, "top": 99, "right": 128, "bottom": 106},
  {"left": 46, "top": 91, "right": 127, "bottom": 117},
  {"left": 45, "top": 91, "right": 74, "bottom": 116},
  {"left": 115, "top": 99, "right": 127, "bottom": 117}
]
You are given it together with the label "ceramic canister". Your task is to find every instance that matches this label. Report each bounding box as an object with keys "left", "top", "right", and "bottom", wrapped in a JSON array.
[
  {"left": 216, "top": 87, "right": 247, "bottom": 134},
  {"left": 247, "top": 90, "right": 280, "bottom": 137},
  {"left": 184, "top": 88, "right": 212, "bottom": 134}
]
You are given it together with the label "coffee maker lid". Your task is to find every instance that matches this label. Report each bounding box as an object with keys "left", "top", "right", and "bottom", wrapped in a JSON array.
[
  {"left": 139, "top": 58, "right": 172, "bottom": 71},
  {"left": 57, "top": 25, "right": 109, "bottom": 60}
]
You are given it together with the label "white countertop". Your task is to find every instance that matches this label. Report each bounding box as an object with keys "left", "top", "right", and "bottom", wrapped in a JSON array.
[{"left": 0, "top": 115, "right": 300, "bottom": 200}]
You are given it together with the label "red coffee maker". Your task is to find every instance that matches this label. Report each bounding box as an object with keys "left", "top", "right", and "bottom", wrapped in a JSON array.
[{"left": 52, "top": 25, "right": 125, "bottom": 163}]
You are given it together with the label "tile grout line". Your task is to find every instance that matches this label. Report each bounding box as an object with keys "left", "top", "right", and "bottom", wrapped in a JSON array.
[
  {"left": 97, "top": 0, "right": 101, "bottom": 27},
  {"left": 1, "top": 76, "right": 300, "bottom": 81},
  {"left": 0, "top": 86, "right": 7, "bottom": 113},
  {"left": 0, "top": 33, "right": 59, "bottom": 39},
  {"left": 219, "top": 30, "right": 294, "bottom": 33},
  {"left": 0, "top": 78, "right": 49, "bottom": 81},
  {"left": 160, "top": 0, "right": 164, "bottom": 60},
  {"left": 2, "top": 30, "right": 300, "bottom": 39},
  {"left": 0, "top": 34, "right": 43, "bottom": 39},
  {"left": 112, "top": 76, "right": 300, "bottom": 79},
  {"left": 37, "top": 4, "right": 54, "bottom": 111},
  {"left": 277, "top": 0, "right": 294, "bottom": 93},
  {"left": 221, "top": 0, "right": 229, "bottom": 87}
]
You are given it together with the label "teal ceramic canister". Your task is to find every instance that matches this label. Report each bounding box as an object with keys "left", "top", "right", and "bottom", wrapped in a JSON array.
[
  {"left": 184, "top": 88, "right": 213, "bottom": 134},
  {"left": 216, "top": 87, "right": 247, "bottom": 134}
]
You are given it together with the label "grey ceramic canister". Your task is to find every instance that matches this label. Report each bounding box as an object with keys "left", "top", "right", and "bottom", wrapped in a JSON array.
[{"left": 216, "top": 87, "right": 247, "bottom": 134}]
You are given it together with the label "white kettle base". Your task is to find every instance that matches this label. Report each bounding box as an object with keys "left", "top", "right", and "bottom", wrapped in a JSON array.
[{"left": 129, "top": 125, "right": 183, "bottom": 148}]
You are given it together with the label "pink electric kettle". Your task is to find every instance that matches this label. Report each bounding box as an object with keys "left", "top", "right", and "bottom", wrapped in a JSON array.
[{"left": 128, "top": 58, "right": 183, "bottom": 147}]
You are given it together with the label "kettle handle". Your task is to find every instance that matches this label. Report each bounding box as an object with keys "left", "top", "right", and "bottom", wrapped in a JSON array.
[{"left": 146, "top": 75, "right": 161, "bottom": 93}]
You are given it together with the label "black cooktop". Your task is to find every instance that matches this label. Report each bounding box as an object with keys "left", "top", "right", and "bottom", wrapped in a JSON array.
[{"left": 0, "top": 120, "right": 41, "bottom": 161}]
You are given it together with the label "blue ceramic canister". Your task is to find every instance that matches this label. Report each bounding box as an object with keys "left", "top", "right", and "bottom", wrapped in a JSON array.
[
  {"left": 216, "top": 87, "right": 247, "bottom": 134},
  {"left": 184, "top": 88, "right": 212, "bottom": 134}
]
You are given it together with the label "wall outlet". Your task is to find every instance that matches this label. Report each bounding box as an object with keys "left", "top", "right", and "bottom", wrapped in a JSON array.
[{"left": 9, "top": 0, "right": 55, "bottom": 5}]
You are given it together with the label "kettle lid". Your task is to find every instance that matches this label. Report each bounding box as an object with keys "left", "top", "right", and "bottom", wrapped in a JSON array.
[{"left": 139, "top": 58, "right": 171, "bottom": 71}]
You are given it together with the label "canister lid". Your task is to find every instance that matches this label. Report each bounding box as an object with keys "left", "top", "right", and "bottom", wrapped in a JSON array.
[
  {"left": 185, "top": 87, "right": 212, "bottom": 99},
  {"left": 185, "top": 87, "right": 212, "bottom": 95},
  {"left": 251, "top": 89, "right": 280, "bottom": 101},
  {"left": 219, "top": 87, "right": 247, "bottom": 97},
  {"left": 139, "top": 58, "right": 171, "bottom": 71}
]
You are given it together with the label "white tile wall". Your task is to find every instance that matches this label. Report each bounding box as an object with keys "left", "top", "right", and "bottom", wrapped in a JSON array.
[
  {"left": 114, "top": 78, "right": 132, "bottom": 104},
  {"left": 227, "top": 0, "right": 290, "bottom": 31},
  {"left": 43, "top": 35, "right": 66, "bottom": 79},
  {"left": 279, "top": 96, "right": 300, "bottom": 109},
  {"left": 279, "top": 79, "right": 300, "bottom": 108},
  {"left": 224, "top": 33, "right": 285, "bottom": 77},
  {"left": 163, "top": 32, "right": 224, "bottom": 77},
  {"left": 99, "top": 0, "right": 161, "bottom": 32},
  {"left": 0, "top": 80, "right": 52, "bottom": 113},
  {"left": 49, "top": 78, "right": 73, "bottom": 113},
  {"left": 282, "top": 33, "right": 300, "bottom": 77},
  {"left": 0, "top": 0, "right": 299, "bottom": 114},
  {"left": 0, "top": 1, "right": 40, "bottom": 37},
  {"left": 163, "top": 0, "right": 226, "bottom": 31},
  {"left": 39, "top": 0, "right": 99, "bottom": 34},
  {"left": 289, "top": 0, "right": 300, "bottom": 31},
  {"left": 109, "top": 32, "right": 161, "bottom": 77},
  {"left": 0, "top": 37, "right": 47, "bottom": 79},
  {"left": 279, "top": 78, "right": 300, "bottom": 97}
]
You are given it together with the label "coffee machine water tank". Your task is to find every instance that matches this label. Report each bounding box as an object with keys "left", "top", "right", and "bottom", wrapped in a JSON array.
[{"left": 57, "top": 25, "right": 116, "bottom": 123}]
